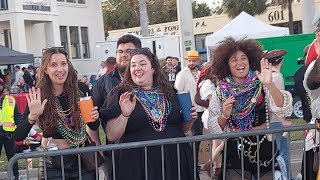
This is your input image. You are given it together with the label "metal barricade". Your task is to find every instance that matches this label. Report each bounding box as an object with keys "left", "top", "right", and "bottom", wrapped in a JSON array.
[{"left": 7, "top": 124, "right": 318, "bottom": 180}]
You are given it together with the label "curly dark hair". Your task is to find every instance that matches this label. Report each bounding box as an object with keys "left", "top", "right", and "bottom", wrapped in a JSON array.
[
  {"left": 36, "top": 48, "right": 80, "bottom": 135},
  {"left": 211, "top": 37, "right": 264, "bottom": 80},
  {"left": 117, "top": 48, "right": 175, "bottom": 100}
]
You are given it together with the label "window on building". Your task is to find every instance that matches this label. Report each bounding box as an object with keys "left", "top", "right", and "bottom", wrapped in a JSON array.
[
  {"left": 81, "top": 27, "right": 90, "bottom": 58},
  {"left": 0, "top": 0, "right": 8, "bottom": 10},
  {"left": 195, "top": 33, "right": 212, "bottom": 51},
  {"left": 69, "top": 26, "right": 80, "bottom": 59},
  {"left": 78, "top": 0, "right": 85, "bottom": 4},
  {"left": 4, "top": 29, "right": 12, "bottom": 49},
  {"left": 66, "top": 0, "right": 75, "bottom": 3},
  {"left": 57, "top": 0, "right": 64, "bottom": 2},
  {"left": 60, "top": 26, "right": 69, "bottom": 53}
]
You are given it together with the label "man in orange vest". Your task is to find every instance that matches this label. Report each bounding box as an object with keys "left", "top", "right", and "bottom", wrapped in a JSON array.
[{"left": 0, "top": 81, "right": 21, "bottom": 180}]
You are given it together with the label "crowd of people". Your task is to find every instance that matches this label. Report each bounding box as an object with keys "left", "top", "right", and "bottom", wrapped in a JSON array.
[{"left": 0, "top": 31, "right": 318, "bottom": 180}]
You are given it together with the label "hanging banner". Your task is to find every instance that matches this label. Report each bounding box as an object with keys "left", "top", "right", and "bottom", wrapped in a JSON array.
[{"left": 22, "top": 0, "right": 51, "bottom": 12}]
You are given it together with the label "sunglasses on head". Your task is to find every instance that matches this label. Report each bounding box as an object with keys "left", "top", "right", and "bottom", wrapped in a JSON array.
[
  {"left": 42, "top": 46, "right": 66, "bottom": 55},
  {"left": 129, "top": 47, "right": 152, "bottom": 56}
]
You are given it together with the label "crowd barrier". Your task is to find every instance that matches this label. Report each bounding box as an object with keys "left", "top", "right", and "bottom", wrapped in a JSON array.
[{"left": 7, "top": 124, "right": 318, "bottom": 180}]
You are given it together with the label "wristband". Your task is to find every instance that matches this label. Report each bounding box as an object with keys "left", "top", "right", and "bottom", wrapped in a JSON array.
[
  {"left": 121, "top": 113, "right": 130, "bottom": 118},
  {"left": 28, "top": 117, "right": 37, "bottom": 124},
  {"left": 221, "top": 113, "right": 230, "bottom": 119}
]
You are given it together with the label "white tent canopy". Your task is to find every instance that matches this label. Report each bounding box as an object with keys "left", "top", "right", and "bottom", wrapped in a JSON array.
[{"left": 205, "top": 11, "right": 289, "bottom": 47}]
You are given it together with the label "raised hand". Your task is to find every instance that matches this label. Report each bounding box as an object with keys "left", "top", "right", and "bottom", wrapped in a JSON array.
[
  {"left": 222, "top": 96, "right": 235, "bottom": 118},
  {"left": 26, "top": 87, "right": 47, "bottom": 120},
  {"left": 119, "top": 92, "right": 136, "bottom": 117},
  {"left": 256, "top": 58, "right": 272, "bottom": 85}
]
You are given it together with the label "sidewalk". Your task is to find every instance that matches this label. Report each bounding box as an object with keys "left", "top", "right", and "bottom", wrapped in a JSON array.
[{"left": 0, "top": 141, "right": 305, "bottom": 180}]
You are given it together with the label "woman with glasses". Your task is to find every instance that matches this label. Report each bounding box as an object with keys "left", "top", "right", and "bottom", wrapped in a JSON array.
[
  {"left": 207, "top": 37, "right": 293, "bottom": 179},
  {"left": 100, "top": 48, "right": 199, "bottom": 180},
  {"left": 14, "top": 48, "right": 100, "bottom": 179}
]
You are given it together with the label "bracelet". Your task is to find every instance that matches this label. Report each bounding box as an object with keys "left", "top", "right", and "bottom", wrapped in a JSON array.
[
  {"left": 28, "top": 117, "right": 37, "bottom": 124},
  {"left": 221, "top": 113, "right": 230, "bottom": 119},
  {"left": 121, "top": 113, "right": 130, "bottom": 118}
]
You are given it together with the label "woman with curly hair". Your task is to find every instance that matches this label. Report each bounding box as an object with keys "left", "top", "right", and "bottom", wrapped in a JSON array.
[
  {"left": 207, "top": 37, "right": 293, "bottom": 179},
  {"left": 14, "top": 47, "right": 100, "bottom": 179},
  {"left": 100, "top": 48, "right": 199, "bottom": 180}
]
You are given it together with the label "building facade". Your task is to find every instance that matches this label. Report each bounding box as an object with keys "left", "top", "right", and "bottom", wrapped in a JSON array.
[
  {"left": 0, "top": 0, "right": 105, "bottom": 75},
  {"left": 108, "top": 1, "right": 320, "bottom": 52}
]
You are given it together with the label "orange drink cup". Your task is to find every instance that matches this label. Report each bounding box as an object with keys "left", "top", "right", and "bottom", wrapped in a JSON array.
[{"left": 79, "top": 96, "right": 94, "bottom": 123}]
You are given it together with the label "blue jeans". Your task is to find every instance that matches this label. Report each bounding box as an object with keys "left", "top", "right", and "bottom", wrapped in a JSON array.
[{"left": 270, "top": 122, "right": 291, "bottom": 179}]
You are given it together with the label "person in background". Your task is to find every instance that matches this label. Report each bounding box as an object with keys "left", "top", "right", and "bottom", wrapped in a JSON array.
[
  {"left": 90, "top": 34, "right": 141, "bottom": 180},
  {"left": 265, "top": 49, "right": 292, "bottom": 179},
  {"left": 12, "top": 66, "right": 23, "bottom": 88},
  {"left": 34, "top": 67, "right": 40, "bottom": 85},
  {"left": 22, "top": 67, "right": 34, "bottom": 90},
  {"left": 172, "top": 57, "right": 181, "bottom": 72},
  {"left": 15, "top": 128, "right": 42, "bottom": 153},
  {"left": 208, "top": 37, "right": 293, "bottom": 179},
  {"left": 0, "top": 81, "right": 21, "bottom": 180},
  {"left": 98, "top": 61, "right": 107, "bottom": 77},
  {"left": 0, "top": 69, "right": 5, "bottom": 82},
  {"left": 78, "top": 75, "right": 91, "bottom": 96},
  {"left": 162, "top": 56, "right": 178, "bottom": 85},
  {"left": 195, "top": 66, "right": 223, "bottom": 179},
  {"left": 300, "top": 31, "right": 320, "bottom": 180},
  {"left": 14, "top": 47, "right": 100, "bottom": 179},
  {"left": 175, "top": 50, "right": 205, "bottom": 171},
  {"left": 4, "top": 69, "right": 11, "bottom": 90},
  {"left": 106, "top": 57, "right": 116, "bottom": 73},
  {"left": 294, "top": 44, "right": 313, "bottom": 123},
  {"left": 100, "top": 48, "right": 199, "bottom": 180}
]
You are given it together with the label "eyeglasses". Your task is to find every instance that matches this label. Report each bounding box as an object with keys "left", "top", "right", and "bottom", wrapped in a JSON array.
[
  {"left": 129, "top": 47, "right": 152, "bottom": 56},
  {"left": 116, "top": 49, "right": 132, "bottom": 55}
]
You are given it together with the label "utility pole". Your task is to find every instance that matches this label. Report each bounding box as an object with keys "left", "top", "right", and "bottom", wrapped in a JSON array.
[
  {"left": 301, "top": 0, "right": 316, "bottom": 33},
  {"left": 177, "top": 0, "right": 195, "bottom": 68},
  {"left": 139, "top": 0, "right": 149, "bottom": 37}
]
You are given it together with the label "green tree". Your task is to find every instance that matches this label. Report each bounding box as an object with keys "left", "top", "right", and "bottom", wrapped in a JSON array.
[
  {"left": 103, "top": 0, "right": 212, "bottom": 35},
  {"left": 192, "top": 1, "right": 212, "bottom": 18},
  {"left": 221, "top": 0, "right": 268, "bottom": 18},
  {"left": 272, "top": 0, "right": 294, "bottom": 34}
]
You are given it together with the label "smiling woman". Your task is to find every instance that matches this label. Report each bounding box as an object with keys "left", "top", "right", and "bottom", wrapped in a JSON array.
[
  {"left": 207, "top": 37, "right": 293, "bottom": 179},
  {"left": 100, "top": 48, "right": 200, "bottom": 180}
]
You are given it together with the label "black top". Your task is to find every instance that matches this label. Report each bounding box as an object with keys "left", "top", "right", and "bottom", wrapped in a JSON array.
[
  {"left": 78, "top": 81, "right": 91, "bottom": 96},
  {"left": 92, "top": 68, "right": 122, "bottom": 131},
  {"left": 14, "top": 92, "right": 99, "bottom": 141},
  {"left": 100, "top": 88, "right": 185, "bottom": 142},
  {"left": 99, "top": 88, "right": 199, "bottom": 180},
  {"left": 23, "top": 71, "right": 34, "bottom": 87},
  {"left": 0, "top": 96, "right": 21, "bottom": 136}
]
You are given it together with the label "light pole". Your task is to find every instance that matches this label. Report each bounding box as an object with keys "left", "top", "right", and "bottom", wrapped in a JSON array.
[
  {"left": 139, "top": 0, "right": 149, "bottom": 37},
  {"left": 177, "top": 0, "right": 195, "bottom": 68},
  {"left": 301, "top": 0, "right": 316, "bottom": 33}
]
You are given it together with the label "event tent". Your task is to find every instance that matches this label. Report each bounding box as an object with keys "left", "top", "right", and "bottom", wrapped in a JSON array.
[
  {"left": 205, "top": 12, "right": 289, "bottom": 48},
  {"left": 0, "top": 45, "right": 34, "bottom": 65}
]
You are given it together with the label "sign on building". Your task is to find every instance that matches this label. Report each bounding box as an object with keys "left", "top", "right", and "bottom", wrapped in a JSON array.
[{"left": 22, "top": 0, "right": 51, "bottom": 12}]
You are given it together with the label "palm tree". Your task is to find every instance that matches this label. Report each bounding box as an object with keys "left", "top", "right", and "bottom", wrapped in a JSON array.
[
  {"left": 222, "top": 0, "right": 268, "bottom": 18},
  {"left": 273, "top": 0, "right": 294, "bottom": 34}
]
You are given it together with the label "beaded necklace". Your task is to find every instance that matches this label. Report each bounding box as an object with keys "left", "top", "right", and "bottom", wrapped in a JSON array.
[
  {"left": 54, "top": 93, "right": 87, "bottom": 147},
  {"left": 131, "top": 87, "right": 172, "bottom": 132},
  {"left": 217, "top": 70, "right": 262, "bottom": 131}
]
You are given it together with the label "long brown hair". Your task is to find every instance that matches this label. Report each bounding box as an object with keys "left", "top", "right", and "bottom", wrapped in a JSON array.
[
  {"left": 36, "top": 48, "right": 79, "bottom": 135},
  {"left": 118, "top": 48, "right": 175, "bottom": 100}
]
